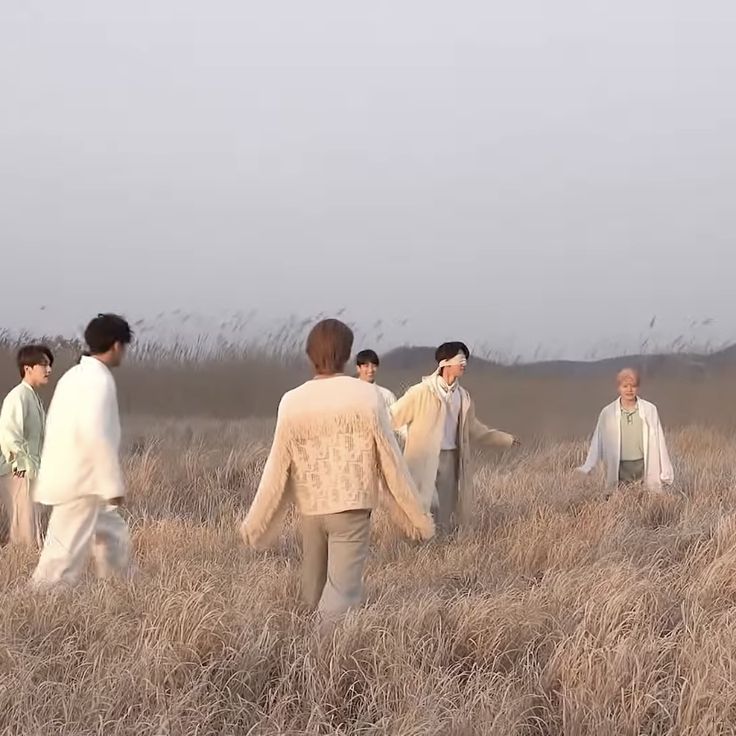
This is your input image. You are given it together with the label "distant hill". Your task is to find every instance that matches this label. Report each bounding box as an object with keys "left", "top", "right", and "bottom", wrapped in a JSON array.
[{"left": 381, "top": 344, "right": 735, "bottom": 378}]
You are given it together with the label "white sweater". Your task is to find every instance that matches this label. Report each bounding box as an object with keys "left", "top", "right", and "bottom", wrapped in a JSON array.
[
  {"left": 35, "top": 356, "right": 125, "bottom": 505},
  {"left": 241, "top": 375, "right": 433, "bottom": 549}
]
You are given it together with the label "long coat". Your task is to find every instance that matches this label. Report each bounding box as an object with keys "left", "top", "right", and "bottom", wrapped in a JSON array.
[
  {"left": 35, "top": 357, "right": 125, "bottom": 506},
  {"left": 390, "top": 379, "right": 514, "bottom": 520},
  {"left": 578, "top": 398, "right": 674, "bottom": 491}
]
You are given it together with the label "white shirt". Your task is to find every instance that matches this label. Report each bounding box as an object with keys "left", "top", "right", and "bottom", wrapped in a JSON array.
[
  {"left": 440, "top": 384, "right": 462, "bottom": 450},
  {"left": 34, "top": 356, "right": 125, "bottom": 505},
  {"left": 375, "top": 384, "right": 397, "bottom": 411}
]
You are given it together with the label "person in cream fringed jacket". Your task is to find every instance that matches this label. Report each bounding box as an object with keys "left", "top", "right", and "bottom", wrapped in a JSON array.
[
  {"left": 241, "top": 319, "right": 433, "bottom": 626},
  {"left": 390, "top": 341, "right": 521, "bottom": 535},
  {"left": 577, "top": 367, "right": 674, "bottom": 492}
]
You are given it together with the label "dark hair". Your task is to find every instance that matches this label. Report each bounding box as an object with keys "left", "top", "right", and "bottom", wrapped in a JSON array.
[
  {"left": 435, "top": 341, "right": 470, "bottom": 364},
  {"left": 306, "top": 319, "right": 354, "bottom": 375},
  {"left": 17, "top": 344, "right": 54, "bottom": 379},
  {"left": 84, "top": 313, "right": 133, "bottom": 355},
  {"left": 356, "top": 349, "right": 380, "bottom": 367}
]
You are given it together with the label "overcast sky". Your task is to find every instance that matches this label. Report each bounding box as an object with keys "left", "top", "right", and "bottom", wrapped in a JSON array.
[{"left": 1, "top": 1, "right": 734, "bottom": 359}]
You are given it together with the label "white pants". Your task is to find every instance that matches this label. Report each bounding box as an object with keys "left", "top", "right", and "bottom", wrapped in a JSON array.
[{"left": 31, "top": 496, "right": 132, "bottom": 588}]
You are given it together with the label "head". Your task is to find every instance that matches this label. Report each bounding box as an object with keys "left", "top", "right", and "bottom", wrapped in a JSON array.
[
  {"left": 617, "top": 368, "right": 641, "bottom": 403},
  {"left": 306, "top": 318, "right": 354, "bottom": 376},
  {"left": 84, "top": 313, "right": 133, "bottom": 368},
  {"left": 435, "top": 341, "right": 470, "bottom": 384},
  {"left": 356, "top": 349, "right": 380, "bottom": 383},
  {"left": 17, "top": 345, "right": 54, "bottom": 388}
]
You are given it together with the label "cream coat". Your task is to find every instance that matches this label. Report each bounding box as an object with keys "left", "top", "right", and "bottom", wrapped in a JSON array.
[
  {"left": 34, "top": 357, "right": 125, "bottom": 505},
  {"left": 578, "top": 398, "right": 674, "bottom": 491},
  {"left": 390, "top": 380, "right": 515, "bottom": 519}
]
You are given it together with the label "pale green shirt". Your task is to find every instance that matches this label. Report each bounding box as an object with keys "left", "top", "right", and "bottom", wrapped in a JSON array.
[
  {"left": 620, "top": 402, "right": 644, "bottom": 461},
  {"left": 0, "top": 382, "right": 46, "bottom": 478}
]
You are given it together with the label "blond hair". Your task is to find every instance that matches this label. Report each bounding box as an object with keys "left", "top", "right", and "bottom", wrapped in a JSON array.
[{"left": 616, "top": 367, "right": 641, "bottom": 386}]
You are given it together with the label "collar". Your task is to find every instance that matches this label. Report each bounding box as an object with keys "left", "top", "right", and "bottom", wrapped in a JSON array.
[{"left": 81, "top": 355, "right": 113, "bottom": 376}]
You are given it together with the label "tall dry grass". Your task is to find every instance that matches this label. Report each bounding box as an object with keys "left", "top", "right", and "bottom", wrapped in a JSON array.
[{"left": 2, "top": 334, "right": 736, "bottom": 734}]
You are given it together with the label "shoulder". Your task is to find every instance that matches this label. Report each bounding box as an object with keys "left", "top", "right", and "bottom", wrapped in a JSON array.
[
  {"left": 2, "top": 383, "right": 24, "bottom": 405},
  {"left": 399, "top": 382, "right": 428, "bottom": 401},
  {"left": 599, "top": 401, "right": 618, "bottom": 418},
  {"left": 638, "top": 398, "right": 659, "bottom": 415},
  {"left": 279, "top": 377, "right": 379, "bottom": 413}
]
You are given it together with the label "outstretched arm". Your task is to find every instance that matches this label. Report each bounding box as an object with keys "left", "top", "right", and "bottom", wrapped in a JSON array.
[
  {"left": 389, "top": 387, "right": 417, "bottom": 432},
  {"left": 467, "top": 402, "right": 517, "bottom": 448},
  {"left": 240, "top": 407, "right": 293, "bottom": 549}
]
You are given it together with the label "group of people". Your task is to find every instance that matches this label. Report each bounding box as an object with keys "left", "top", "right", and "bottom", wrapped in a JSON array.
[
  {"left": 0, "top": 314, "right": 133, "bottom": 587},
  {"left": 0, "top": 315, "right": 674, "bottom": 622}
]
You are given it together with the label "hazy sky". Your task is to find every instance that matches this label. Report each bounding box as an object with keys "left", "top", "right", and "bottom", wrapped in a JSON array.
[{"left": 2, "top": 1, "right": 735, "bottom": 359}]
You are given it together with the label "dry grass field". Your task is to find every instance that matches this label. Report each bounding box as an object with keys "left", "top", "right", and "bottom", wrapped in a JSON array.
[{"left": 2, "top": 339, "right": 736, "bottom": 735}]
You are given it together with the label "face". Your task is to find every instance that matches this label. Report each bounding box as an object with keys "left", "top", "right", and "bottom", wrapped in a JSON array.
[
  {"left": 357, "top": 362, "right": 378, "bottom": 383},
  {"left": 24, "top": 359, "right": 52, "bottom": 387},
  {"left": 618, "top": 377, "right": 639, "bottom": 402},
  {"left": 442, "top": 359, "right": 467, "bottom": 383}
]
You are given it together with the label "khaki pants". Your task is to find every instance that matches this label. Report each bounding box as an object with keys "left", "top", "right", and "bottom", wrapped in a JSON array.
[
  {"left": 0, "top": 474, "right": 41, "bottom": 547},
  {"left": 434, "top": 450, "right": 459, "bottom": 535},
  {"left": 31, "top": 496, "right": 132, "bottom": 589},
  {"left": 301, "top": 509, "right": 371, "bottom": 622}
]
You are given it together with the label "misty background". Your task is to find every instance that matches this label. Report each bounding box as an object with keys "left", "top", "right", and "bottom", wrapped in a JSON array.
[{"left": 1, "top": 1, "right": 734, "bottom": 360}]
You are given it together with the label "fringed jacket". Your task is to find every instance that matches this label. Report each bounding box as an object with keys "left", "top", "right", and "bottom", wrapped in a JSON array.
[{"left": 241, "top": 376, "right": 434, "bottom": 549}]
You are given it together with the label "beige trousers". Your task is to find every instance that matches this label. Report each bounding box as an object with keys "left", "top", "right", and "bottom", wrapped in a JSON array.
[
  {"left": 31, "top": 496, "right": 132, "bottom": 589},
  {"left": 301, "top": 509, "right": 371, "bottom": 622},
  {"left": 0, "top": 474, "right": 41, "bottom": 547},
  {"left": 434, "top": 450, "right": 459, "bottom": 535}
]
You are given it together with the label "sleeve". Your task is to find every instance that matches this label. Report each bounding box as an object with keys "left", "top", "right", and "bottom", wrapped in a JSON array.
[
  {"left": 467, "top": 401, "right": 515, "bottom": 448},
  {"left": 389, "top": 387, "right": 417, "bottom": 431},
  {"left": 373, "top": 402, "right": 434, "bottom": 541},
  {"left": 384, "top": 390, "right": 407, "bottom": 444},
  {"left": 655, "top": 409, "right": 674, "bottom": 485},
  {"left": 578, "top": 413, "right": 603, "bottom": 474},
  {"left": 78, "top": 380, "right": 125, "bottom": 500},
  {"left": 0, "top": 391, "right": 33, "bottom": 475},
  {"left": 240, "top": 404, "right": 293, "bottom": 549}
]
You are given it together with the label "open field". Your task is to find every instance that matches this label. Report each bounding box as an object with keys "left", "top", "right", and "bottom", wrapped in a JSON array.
[{"left": 2, "top": 343, "right": 736, "bottom": 734}]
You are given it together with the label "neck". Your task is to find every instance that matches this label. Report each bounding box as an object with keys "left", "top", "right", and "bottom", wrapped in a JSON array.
[
  {"left": 92, "top": 353, "right": 115, "bottom": 369},
  {"left": 620, "top": 397, "right": 637, "bottom": 409},
  {"left": 441, "top": 372, "right": 457, "bottom": 386},
  {"left": 314, "top": 372, "right": 344, "bottom": 380},
  {"left": 22, "top": 378, "right": 39, "bottom": 390}
]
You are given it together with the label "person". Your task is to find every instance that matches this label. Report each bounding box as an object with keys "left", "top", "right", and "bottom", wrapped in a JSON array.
[
  {"left": 31, "top": 314, "right": 134, "bottom": 588},
  {"left": 577, "top": 367, "right": 674, "bottom": 492},
  {"left": 390, "top": 341, "right": 520, "bottom": 535},
  {"left": 240, "top": 318, "right": 433, "bottom": 625},
  {"left": 0, "top": 345, "right": 54, "bottom": 546},
  {"left": 356, "top": 349, "right": 397, "bottom": 410}
]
